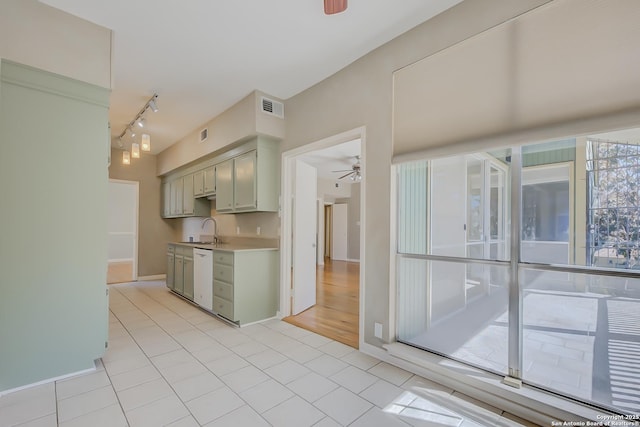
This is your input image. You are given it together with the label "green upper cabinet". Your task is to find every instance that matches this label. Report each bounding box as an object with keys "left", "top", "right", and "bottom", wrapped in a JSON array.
[
  {"left": 215, "top": 159, "right": 234, "bottom": 213},
  {"left": 204, "top": 166, "right": 216, "bottom": 196},
  {"left": 193, "top": 170, "right": 205, "bottom": 197},
  {"left": 234, "top": 150, "right": 257, "bottom": 211},
  {"left": 161, "top": 137, "right": 279, "bottom": 217}
]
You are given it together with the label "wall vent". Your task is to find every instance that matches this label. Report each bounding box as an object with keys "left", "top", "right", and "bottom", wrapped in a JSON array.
[
  {"left": 200, "top": 128, "right": 208, "bottom": 142},
  {"left": 261, "top": 96, "right": 284, "bottom": 119}
]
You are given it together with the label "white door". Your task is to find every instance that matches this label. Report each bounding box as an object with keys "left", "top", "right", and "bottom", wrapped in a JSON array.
[
  {"left": 331, "top": 204, "right": 348, "bottom": 261},
  {"left": 292, "top": 159, "right": 318, "bottom": 315}
]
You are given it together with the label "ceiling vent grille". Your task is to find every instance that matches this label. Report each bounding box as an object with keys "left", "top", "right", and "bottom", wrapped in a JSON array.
[
  {"left": 261, "top": 96, "right": 284, "bottom": 119},
  {"left": 200, "top": 128, "right": 208, "bottom": 142}
]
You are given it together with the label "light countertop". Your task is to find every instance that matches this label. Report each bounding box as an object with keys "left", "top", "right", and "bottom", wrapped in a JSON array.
[{"left": 171, "top": 241, "right": 278, "bottom": 252}]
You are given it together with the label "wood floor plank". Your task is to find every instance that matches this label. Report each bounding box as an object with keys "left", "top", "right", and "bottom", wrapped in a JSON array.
[{"left": 284, "top": 259, "right": 359, "bottom": 348}]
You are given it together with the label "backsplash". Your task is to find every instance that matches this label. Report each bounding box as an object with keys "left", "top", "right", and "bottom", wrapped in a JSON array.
[{"left": 178, "top": 210, "right": 280, "bottom": 243}]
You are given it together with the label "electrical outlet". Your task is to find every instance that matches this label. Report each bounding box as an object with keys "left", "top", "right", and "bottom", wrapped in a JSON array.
[
  {"left": 236, "top": 226, "right": 240, "bottom": 235},
  {"left": 374, "top": 322, "right": 383, "bottom": 339},
  {"left": 257, "top": 226, "right": 261, "bottom": 235}
]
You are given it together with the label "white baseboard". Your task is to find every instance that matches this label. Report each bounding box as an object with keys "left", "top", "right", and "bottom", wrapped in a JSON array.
[
  {"left": 347, "top": 258, "right": 360, "bottom": 263},
  {"left": 0, "top": 363, "right": 97, "bottom": 397},
  {"left": 137, "top": 274, "right": 166, "bottom": 281}
]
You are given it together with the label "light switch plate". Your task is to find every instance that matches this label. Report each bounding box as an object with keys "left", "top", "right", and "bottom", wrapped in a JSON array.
[{"left": 374, "top": 322, "right": 383, "bottom": 339}]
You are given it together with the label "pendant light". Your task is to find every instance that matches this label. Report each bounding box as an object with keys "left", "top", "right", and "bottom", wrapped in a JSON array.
[
  {"left": 141, "top": 134, "right": 151, "bottom": 152},
  {"left": 122, "top": 151, "right": 131, "bottom": 165},
  {"left": 132, "top": 142, "right": 140, "bottom": 158}
]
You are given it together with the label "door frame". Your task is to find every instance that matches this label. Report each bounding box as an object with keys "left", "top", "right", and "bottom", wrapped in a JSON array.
[
  {"left": 279, "top": 126, "right": 366, "bottom": 344},
  {"left": 108, "top": 178, "right": 139, "bottom": 281}
]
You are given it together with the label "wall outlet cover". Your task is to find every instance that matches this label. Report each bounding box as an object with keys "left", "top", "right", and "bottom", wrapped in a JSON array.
[{"left": 374, "top": 322, "right": 383, "bottom": 339}]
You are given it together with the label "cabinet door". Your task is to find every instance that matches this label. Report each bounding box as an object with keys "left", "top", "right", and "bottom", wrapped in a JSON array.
[
  {"left": 162, "top": 182, "right": 171, "bottom": 217},
  {"left": 234, "top": 150, "right": 257, "bottom": 211},
  {"left": 170, "top": 178, "right": 183, "bottom": 216},
  {"left": 215, "top": 159, "right": 234, "bottom": 212},
  {"left": 193, "top": 170, "right": 205, "bottom": 197},
  {"left": 174, "top": 255, "right": 184, "bottom": 294},
  {"left": 166, "top": 252, "right": 174, "bottom": 290},
  {"left": 183, "top": 174, "right": 194, "bottom": 215},
  {"left": 204, "top": 166, "right": 216, "bottom": 194},
  {"left": 183, "top": 256, "right": 194, "bottom": 300}
]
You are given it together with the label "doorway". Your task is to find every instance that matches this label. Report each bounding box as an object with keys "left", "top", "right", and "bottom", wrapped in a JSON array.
[
  {"left": 280, "top": 127, "right": 365, "bottom": 348},
  {"left": 107, "top": 179, "right": 138, "bottom": 284}
]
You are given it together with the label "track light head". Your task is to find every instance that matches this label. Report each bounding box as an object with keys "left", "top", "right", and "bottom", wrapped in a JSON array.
[
  {"left": 137, "top": 117, "right": 145, "bottom": 128},
  {"left": 148, "top": 99, "right": 159, "bottom": 113}
]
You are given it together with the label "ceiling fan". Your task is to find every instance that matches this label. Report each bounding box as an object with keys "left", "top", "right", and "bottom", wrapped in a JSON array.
[
  {"left": 324, "top": 0, "right": 348, "bottom": 15},
  {"left": 332, "top": 156, "right": 361, "bottom": 181}
]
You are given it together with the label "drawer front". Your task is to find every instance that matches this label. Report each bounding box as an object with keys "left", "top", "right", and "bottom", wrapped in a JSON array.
[
  {"left": 167, "top": 244, "right": 175, "bottom": 254},
  {"left": 213, "top": 296, "right": 234, "bottom": 321},
  {"left": 213, "top": 280, "right": 233, "bottom": 301},
  {"left": 213, "top": 264, "right": 233, "bottom": 282},
  {"left": 177, "top": 245, "right": 193, "bottom": 256},
  {"left": 213, "top": 251, "right": 233, "bottom": 266}
]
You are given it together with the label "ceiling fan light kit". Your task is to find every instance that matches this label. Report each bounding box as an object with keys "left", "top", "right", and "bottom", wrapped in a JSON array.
[{"left": 324, "top": 0, "right": 347, "bottom": 15}]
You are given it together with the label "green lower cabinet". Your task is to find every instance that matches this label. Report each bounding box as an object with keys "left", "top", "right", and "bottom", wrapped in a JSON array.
[
  {"left": 212, "top": 249, "right": 278, "bottom": 325},
  {"left": 174, "top": 255, "right": 184, "bottom": 294},
  {"left": 166, "top": 251, "right": 175, "bottom": 291},
  {"left": 183, "top": 255, "right": 194, "bottom": 300}
]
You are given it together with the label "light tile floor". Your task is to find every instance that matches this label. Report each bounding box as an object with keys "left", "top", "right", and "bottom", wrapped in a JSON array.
[{"left": 0, "top": 281, "right": 541, "bottom": 427}]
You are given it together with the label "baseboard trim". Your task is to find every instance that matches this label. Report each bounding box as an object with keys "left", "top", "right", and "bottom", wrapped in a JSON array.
[
  {"left": 138, "top": 274, "right": 166, "bottom": 281},
  {"left": 0, "top": 363, "right": 97, "bottom": 396},
  {"left": 347, "top": 258, "right": 360, "bottom": 263}
]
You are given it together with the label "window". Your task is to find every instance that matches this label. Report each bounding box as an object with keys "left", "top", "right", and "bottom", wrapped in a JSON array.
[{"left": 396, "top": 130, "right": 640, "bottom": 414}]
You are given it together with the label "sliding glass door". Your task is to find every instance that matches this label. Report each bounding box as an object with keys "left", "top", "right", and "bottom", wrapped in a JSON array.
[{"left": 396, "top": 129, "right": 640, "bottom": 414}]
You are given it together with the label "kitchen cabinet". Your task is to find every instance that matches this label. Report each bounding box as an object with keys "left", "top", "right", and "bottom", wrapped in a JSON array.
[
  {"left": 212, "top": 249, "right": 278, "bottom": 325},
  {"left": 193, "top": 170, "right": 205, "bottom": 197},
  {"left": 162, "top": 182, "right": 171, "bottom": 217},
  {"left": 204, "top": 166, "right": 216, "bottom": 195},
  {"left": 234, "top": 150, "right": 257, "bottom": 211},
  {"left": 166, "top": 245, "right": 175, "bottom": 291},
  {"left": 174, "top": 253, "right": 184, "bottom": 294},
  {"left": 182, "top": 174, "right": 195, "bottom": 215},
  {"left": 162, "top": 176, "right": 210, "bottom": 218},
  {"left": 166, "top": 244, "right": 194, "bottom": 301},
  {"left": 215, "top": 159, "right": 234, "bottom": 212},
  {"left": 170, "top": 177, "right": 183, "bottom": 216},
  {"left": 183, "top": 252, "right": 194, "bottom": 300},
  {"left": 214, "top": 145, "right": 278, "bottom": 213}
]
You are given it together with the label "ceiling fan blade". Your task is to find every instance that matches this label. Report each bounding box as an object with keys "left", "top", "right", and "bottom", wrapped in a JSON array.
[
  {"left": 332, "top": 169, "right": 353, "bottom": 172},
  {"left": 324, "top": 0, "right": 347, "bottom": 15},
  {"left": 338, "top": 171, "right": 354, "bottom": 179}
]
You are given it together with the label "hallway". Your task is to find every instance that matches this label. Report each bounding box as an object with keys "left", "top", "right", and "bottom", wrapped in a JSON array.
[{"left": 284, "top": 259, "right": 360, "bottom": 348}]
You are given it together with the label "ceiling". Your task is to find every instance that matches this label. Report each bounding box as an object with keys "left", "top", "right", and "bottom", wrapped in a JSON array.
[
  {"left": 298, "top": 138, "right": 361, "bottom": 181},
  {"left": 39, "top": 0, "right": 463, "bottom": 154}
]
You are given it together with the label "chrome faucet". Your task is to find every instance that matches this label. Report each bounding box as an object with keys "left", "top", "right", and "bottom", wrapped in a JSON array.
[{"left": 201, "top": 217, "right": 219, "bottom": 244}]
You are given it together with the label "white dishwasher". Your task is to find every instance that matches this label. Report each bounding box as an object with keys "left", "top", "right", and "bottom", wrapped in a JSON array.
[{"left": 193, "top": 248, "right": 213, "bottom": 311}]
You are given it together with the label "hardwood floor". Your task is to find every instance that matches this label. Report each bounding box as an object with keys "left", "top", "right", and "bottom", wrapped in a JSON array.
[
  {"left": 284, "top": 258, "right": 359, "bottom": 348},
  {"left": 107, "top": 261, "right": 133, "bottom": 284}
]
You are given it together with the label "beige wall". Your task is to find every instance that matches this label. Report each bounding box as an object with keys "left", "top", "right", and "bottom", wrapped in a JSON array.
[
  {"left": 283, "top": 0, "right": 550, "bottom": 347},
  {"left": 109, "top": 149, "right": 177, "bottom": 276},
  {"left": 157, "top": 90, "right": 285, "bottom": 176},
  {"left": 0, "top": 0, "right": 112, "bottom": 88}
]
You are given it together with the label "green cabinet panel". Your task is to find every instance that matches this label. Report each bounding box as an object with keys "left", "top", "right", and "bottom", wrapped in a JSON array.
[
  {"left": 174, "top": 254, "right": 184, "bottom": 294},
  {"left": 234, "top": 150, "right": 257, "bottom": 211},
  {"left": 166, "top": 251, "right": 175, "bottom": 290},
  {"left": 204, "top": 166, "right": 216, "bottom": 195},
  {"left": 183, "top": 255, "right": 194, "bottom": 300},
  {"left": 183, "top": 174, "right": 195, "bottom": 215},
  {"left": 193, "top": 170, "right": 205, "bottom": 197},
  {"left": 162, "top": 182, "right": 171, "bottom": 217},
  {"left": 215, "top": 159, "right": 234, "bottom": 212},
  {"left": 212, "top": 249, "right": 279, "bottom": 325},
  {"left": 170, "top": 178, "right": 183, "bottom": 216}
]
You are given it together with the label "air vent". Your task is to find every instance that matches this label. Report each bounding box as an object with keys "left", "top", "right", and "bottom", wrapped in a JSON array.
[
  {"left": 200, "top": 128, "right": 208, "bottom": 142},
  {"left": 261, "top": 96, "right": 284, "bottom": 119}
]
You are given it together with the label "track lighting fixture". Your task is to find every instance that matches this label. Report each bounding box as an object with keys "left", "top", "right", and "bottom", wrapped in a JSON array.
[
  {"left": 117, "top": 94, "right": 158, "bottom": 165},
  {"left": 141, "top": 134, "right": 151, "bottom": 152}
]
